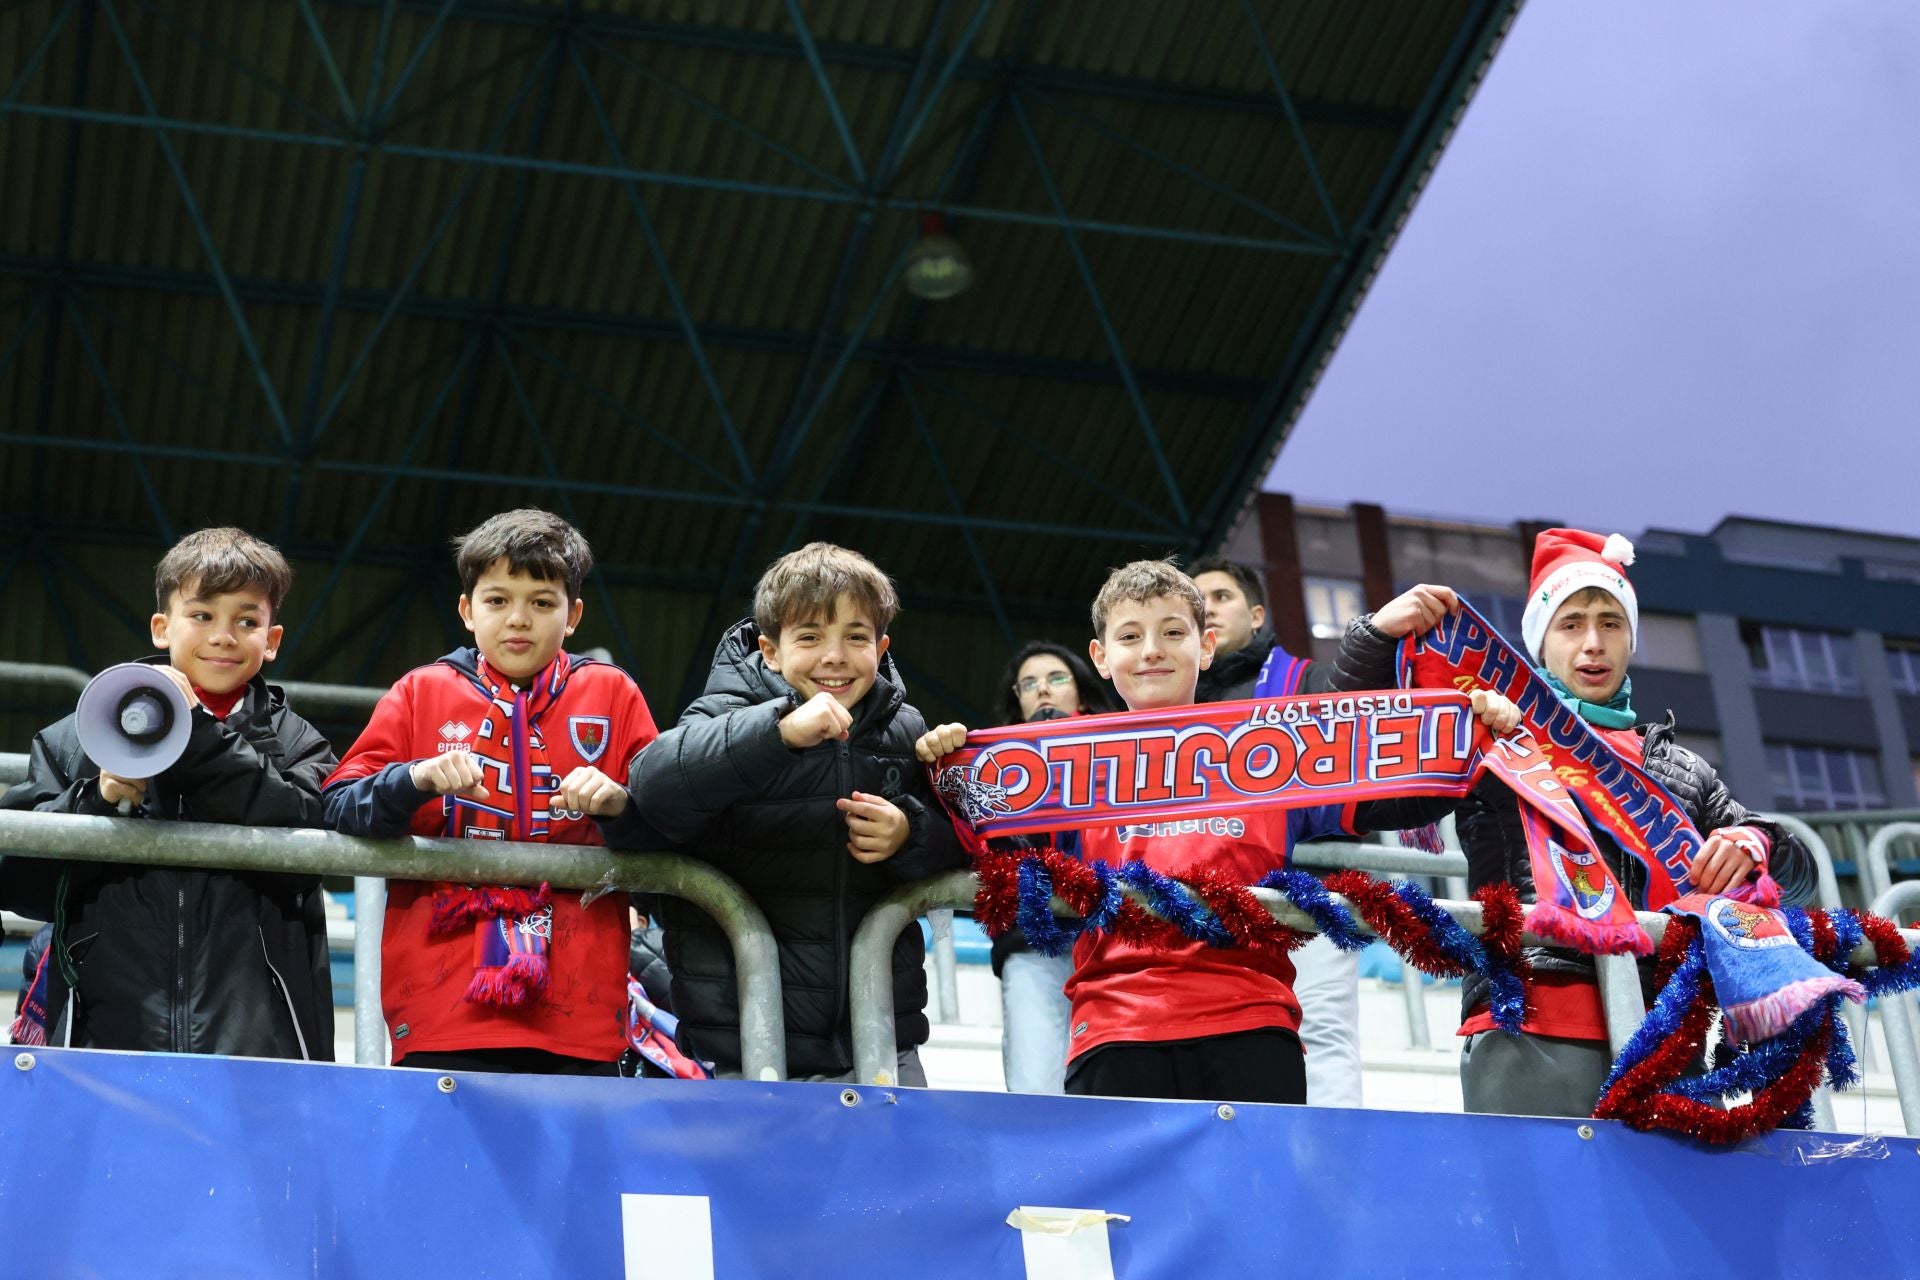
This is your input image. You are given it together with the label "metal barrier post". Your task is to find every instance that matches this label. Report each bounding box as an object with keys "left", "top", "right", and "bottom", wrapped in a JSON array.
[
  {"left": 1595, "top": 953, "right": 1646, "bottom": 1060},
  {"left": 1871, "top": 881, "right": 1920, "bottom": 1136},
  {"left": 0, "top": 753, "right": 26, "bottom": 789},
  {"left": 352, "top": 877, "right": 387, "bottom": 1066},
  {"left": 852, "top": 871, "right": 976, "bottom": 1084},
  {"left": 1761, "top": 812, "right": 1848, "bottom": 910},
  {"left": 928, "top": 907, "right": 961, "bottom": 1023},
  {"left": 0, "top": 810, "right": 788, "bottom": 1081},
  {"left": 0, "top": 660, "right": 384, "bottom": 712},
  {"left": 1867, "top": 824, "right": 1920, "bottom": 914},
  {"left": 1761, "top": 811, "right": 1869, "bottom": 1091}
]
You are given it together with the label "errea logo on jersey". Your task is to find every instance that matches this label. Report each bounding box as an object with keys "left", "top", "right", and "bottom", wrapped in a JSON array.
[{"left": 437, "top": 720, "right": 475, "bottom": 754}]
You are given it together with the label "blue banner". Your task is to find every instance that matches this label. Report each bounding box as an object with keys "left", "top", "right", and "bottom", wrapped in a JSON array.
[{"left": 0, "top": 1047, "right": 1911, "bottom": 1276}]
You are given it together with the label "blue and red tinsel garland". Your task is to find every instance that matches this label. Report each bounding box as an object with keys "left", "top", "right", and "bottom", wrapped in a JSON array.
[
  {"left": 1593, "top": 907, "right": 1920, "bottom": 1144},
  {"left": 975, "top": 849, "right": 1920, "bottom": 1144},
  {"left": 971, "top": 847, "right": 1532, "bottom": 1035}
]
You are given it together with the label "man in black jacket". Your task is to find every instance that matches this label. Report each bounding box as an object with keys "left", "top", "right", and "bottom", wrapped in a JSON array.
[
  {"left": 628, "top": 544, "right": 963, "bottom": 1082},
  {"left": 0, "top": 528, "right": 337, "bottom": 1059},
  {"left": 1191, "top": 558, "right": 1320, "bottom": 703}
]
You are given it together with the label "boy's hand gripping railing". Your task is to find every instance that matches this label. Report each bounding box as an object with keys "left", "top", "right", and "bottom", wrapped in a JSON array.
[{"left": 0, "top": 809, "right": 788, "bottom": 1081}]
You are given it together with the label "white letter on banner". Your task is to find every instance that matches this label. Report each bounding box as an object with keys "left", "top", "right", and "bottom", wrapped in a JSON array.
[
  {"left": 622, "top": 1193, "right": 714, "bottom": 1280},
  {"left": 1007, "top": 1206, "right": 1125, "bottom": 1279}
]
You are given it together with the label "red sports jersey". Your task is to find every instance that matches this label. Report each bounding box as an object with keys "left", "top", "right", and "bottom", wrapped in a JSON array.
[
  {"left": 326, "top": 650, "right": 657, "bottom": 1063},
  {"left": 1065, "top": 802, "right": 1356, "bottom": 1065}
]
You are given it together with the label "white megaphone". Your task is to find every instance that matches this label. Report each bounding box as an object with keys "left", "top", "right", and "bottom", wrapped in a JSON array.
[{"left": 75, "top": 664, "right": 193, "bottom": 806}]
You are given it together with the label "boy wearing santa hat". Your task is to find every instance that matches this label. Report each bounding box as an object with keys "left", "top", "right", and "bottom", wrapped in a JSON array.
[{"left": 1343, "top": 528, "right": 1818, "bottom": 1117}]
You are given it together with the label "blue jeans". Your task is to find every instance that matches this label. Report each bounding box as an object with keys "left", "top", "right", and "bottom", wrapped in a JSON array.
[{"left": 999, "top": 949, "right": 1073, "bottom": 1094}]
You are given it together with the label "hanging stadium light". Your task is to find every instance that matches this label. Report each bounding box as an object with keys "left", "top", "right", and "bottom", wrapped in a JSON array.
[{"left": 903, "top": 214, "right": 974, "bottom": 300}]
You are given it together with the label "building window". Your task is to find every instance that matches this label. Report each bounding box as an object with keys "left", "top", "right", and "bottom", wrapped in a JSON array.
[
  {"left": 1304, "top": 576, "right": 1366, "bottom": 641},
  {"left": 1742, "top": 623, "right": 1861, "bottom": 694},
  {"left": 1636, "top": 613, "right": 1704, "bottom": 673},
  {"left": 1887, "top": 640, "right": 1920, "bottom": 695},
  {"left": 1766, "top": 743, "right": 1886, "bottom": 811}
]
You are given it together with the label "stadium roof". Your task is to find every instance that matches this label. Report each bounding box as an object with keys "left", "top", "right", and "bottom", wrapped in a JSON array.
[{"left": 0, "top": 0, "right": 1523, "bottom": 728}]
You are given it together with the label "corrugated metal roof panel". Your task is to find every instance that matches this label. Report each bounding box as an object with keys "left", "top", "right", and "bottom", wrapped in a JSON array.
[{"left": 1, "top": 0, "right": 1516, "bottom": 739}]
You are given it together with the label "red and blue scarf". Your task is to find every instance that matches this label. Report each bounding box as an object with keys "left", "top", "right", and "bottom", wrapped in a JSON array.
[
  {"left": 1405, "top": 605, "right": 1866, "bottom": 1043},
  {"left": 428, "top": 655, "right": 573, "bottom": 1007},
  {"left": 8, "top": 947, "right": 49, "bottom": 1047},
  {"left": 625, "top": 979, "right": 713, "bottom": 1081}
]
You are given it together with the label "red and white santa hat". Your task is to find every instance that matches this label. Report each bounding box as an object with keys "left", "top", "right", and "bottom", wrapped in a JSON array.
[{"left": 1520, "top": 528, "right": 1638, "bottom": 661}]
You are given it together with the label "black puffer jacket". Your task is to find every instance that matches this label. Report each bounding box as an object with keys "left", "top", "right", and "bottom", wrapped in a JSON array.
[
  {"left": 1335, "top": 615, "right": 1818, "bottom": 1015},
  {"left": 1194, "top": 630, "right": 1336, "bottom": 704},
  {"left": 628, "top": 621, "right": 963, "bottom": 1077},
  {"left": 0, "top": 659, "right": 337, "bottom": 1059}
]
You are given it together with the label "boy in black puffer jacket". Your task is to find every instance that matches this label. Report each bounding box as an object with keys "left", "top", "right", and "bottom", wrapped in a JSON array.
[
  {"left": 0, "top": 528, "right": 336, "bottom": 1059},
  {"left": 1339, "top": 527, "right": 1815, "bottom": 1118},
  {"left": 628, "top": 543, "right": 963, "bottom": 1082}
]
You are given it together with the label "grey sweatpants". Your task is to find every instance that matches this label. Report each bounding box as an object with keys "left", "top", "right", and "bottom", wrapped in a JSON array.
[{"left": 1460, "top": 1031, "right": 1613, "bottom": 1118}]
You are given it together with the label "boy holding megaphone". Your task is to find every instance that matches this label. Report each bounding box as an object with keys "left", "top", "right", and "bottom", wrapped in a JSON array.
[{"left": 0, "top": 528, "right": 337, "bottom": 1059}]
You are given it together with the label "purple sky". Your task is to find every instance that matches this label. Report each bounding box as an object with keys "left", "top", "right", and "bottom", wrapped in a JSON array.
[{"left": 1271, "top": 1, "right": 1920, "bottom": 540}]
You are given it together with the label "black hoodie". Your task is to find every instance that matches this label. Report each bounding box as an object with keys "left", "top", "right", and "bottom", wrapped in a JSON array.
[{"left": 627, "top": 619, "right": 963, "bottom": 1077}]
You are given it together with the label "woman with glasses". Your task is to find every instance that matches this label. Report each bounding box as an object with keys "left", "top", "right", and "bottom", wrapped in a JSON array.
[{"left": 989, "top": 641, "right": 1120, "bottom": 1093}]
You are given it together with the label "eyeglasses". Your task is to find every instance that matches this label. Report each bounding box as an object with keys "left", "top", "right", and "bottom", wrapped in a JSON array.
[{"left": 1014, "top": 672, "right": 1075, "bottom": 695}]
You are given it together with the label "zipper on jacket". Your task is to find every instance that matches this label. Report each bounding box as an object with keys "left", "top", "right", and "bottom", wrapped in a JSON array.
[
  {"left": 173, "top": 884, "right": 188, "bottom": 1053},
  {"left": 259, "top": 928, "right": 312, "bottom": 1061},
  {"left": 829, "top": 738, "right": 852, "bottom": 1066}
]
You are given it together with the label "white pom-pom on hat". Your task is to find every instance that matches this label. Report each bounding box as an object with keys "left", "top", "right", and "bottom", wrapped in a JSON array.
[{"left": 1601, "top": 533, "right": 1636, "bottom": 566}]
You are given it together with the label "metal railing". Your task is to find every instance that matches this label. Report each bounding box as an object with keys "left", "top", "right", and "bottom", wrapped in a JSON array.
[
  {"left": 0, "top": 660, "right": 385, "bottom": 711},
  {"left": 1870, "top": 879, "right": 1920, "bottom": 1135},
  {"left": 0, "top": 809, "right": 788, "bottom": 1080},
  {"left": 1789, "top": 808, "right": 1920, "bottom": 900}
]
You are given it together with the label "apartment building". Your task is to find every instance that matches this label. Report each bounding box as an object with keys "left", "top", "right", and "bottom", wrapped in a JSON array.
[{"left": 1222, "top": 496, "right": 1920, "bottom": 811}]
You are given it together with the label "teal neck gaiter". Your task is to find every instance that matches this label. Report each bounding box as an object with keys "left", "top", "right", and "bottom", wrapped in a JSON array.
[{"left": 1541, "top": 671, "right": 1636, "bottom": 730}]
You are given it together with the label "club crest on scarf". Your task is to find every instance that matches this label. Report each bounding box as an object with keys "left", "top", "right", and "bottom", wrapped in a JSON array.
[
  {"left": 1707, "top": 898, "right": 1794, "bottom": 952},
  {"left": 1546, "top": 837, "right": 1616, "bottom": 921},
  {"left": 934, "top": 761, "right": 1014, "bottom": 827}
]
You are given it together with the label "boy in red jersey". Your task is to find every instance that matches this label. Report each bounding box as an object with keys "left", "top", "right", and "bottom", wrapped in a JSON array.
[
  {"left": 324, "top": 510, "right": 660, "bottom": 1075},
  {"left": 919, "top": 559, "right": 1518, "bottom": 1105}
]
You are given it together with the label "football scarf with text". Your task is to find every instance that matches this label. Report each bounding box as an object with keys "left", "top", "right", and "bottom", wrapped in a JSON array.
[
  {"left": 428, "top": 654, "right": 572, "bottom": 1008},
  {"left": 1399, "top": 603, "right": 1706, "bottom": 910},
  {"left": 931, "top": 681, "right": 1647, "bottom": 953},
  {"left": 1402, "top": 603, "right": 1848, "bottom": 1034}
]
